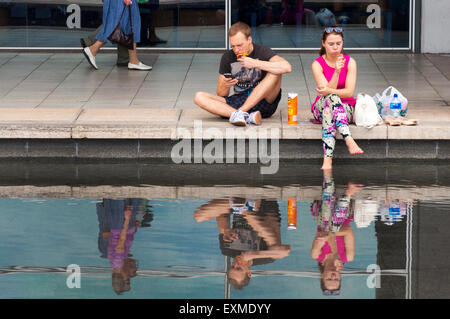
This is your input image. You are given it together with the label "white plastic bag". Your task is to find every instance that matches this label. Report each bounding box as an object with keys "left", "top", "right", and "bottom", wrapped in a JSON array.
[
  {"left": 354, "top": 93, "right": 383, "bottom": 128},
  {"left": 353, "top": 199, "right": 379, "bottom": 229},
  {"left": 377, "top": 86, "right": 408, "bottom": 117}
]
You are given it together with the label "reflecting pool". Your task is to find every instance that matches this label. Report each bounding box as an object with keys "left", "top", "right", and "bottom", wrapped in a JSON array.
[{"left": 0, "top": 162, "right": 448, "bottom": 299}]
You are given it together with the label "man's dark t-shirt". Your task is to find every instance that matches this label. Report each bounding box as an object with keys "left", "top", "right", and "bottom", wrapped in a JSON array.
[{"left": 219, "top": 43, "right": 277, "bottom": 94}]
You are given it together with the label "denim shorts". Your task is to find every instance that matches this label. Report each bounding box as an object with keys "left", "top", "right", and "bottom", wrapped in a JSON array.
[{"left": 225, "top": 89, "right": 282, "bottom": 118}]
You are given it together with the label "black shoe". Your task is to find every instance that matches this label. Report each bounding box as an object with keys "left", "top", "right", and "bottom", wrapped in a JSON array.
[
  {"left": 149, "top": 37, "right": 167, "bottom": 45},
  {"left": 116, "top": 62, "right": 129, "bottom": 67},
  {"left": 139, "top": 38, "right": 167, "bottom": 47},
  {"left": 80, "top": 38, "right": 87, "bottom": 48}
]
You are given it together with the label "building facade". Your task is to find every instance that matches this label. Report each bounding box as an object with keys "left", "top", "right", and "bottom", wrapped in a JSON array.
[{"left": 0, "top": 0, "right": 447, "bottom": 53}]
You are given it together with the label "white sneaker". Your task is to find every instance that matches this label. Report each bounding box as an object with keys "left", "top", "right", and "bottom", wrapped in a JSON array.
[
  {"left": 247, "top": 110, "right": 262, "bottom": 125},
  {"left": 229, "top": 110, "right": 248, "bottom": 126},
  {"left": 128, "top": 62, "right": 152, "bottom": 71},
  {"left": 83, "top": 47, "right": 98, "bottom": 70}
]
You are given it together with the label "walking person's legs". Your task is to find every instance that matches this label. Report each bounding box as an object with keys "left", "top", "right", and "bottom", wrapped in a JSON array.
[
  {"left": 81, "top": 25, "right": 103, "bottom": 48},
  {"left": 117, "top": 44, "right": 130, "bottom": 66},
  {"left": 127, "top": 43, "right": 152, "bottom": 70}
]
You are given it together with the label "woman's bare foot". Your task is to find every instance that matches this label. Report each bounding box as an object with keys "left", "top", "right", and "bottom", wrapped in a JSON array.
[
  {"left": 345, "top": 137, "right": 364, "bottom": 155},
  {"left": 321, "top": 157, "right": 333, "bottom": 170}
]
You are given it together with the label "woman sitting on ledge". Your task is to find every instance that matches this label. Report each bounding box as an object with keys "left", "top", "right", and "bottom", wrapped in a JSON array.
[{"left": 311, "top": 26, "right": 363, "bottom": 170}]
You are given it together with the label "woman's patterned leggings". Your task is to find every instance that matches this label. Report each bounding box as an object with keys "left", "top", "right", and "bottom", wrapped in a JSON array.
[{"left": 313, "top": 94, "right": 354, "bottom": 158}]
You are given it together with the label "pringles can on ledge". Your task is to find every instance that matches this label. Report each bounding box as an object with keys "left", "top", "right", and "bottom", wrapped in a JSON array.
[
  {"left": 288, "top": 93, "right": 298, "bottom": 125},
  {"left": 287, "top": 199, "right": 297, "bottom": 230}
]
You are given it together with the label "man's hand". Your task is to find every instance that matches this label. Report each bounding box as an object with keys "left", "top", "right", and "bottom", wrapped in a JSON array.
[
  {"left": 223, "top": 229, "right": 238, "bottom": 242},
  {"left": 267, "top": 244, "right": 291, "bottom": 259},
  {"left": 123, "top": 0, "right": 132, "bottom": 5},
  {"left": 238, "top": 56, "right": 259, "bottom": 69},
  {"left": 220, "top": 74, "right": 238, "bottom": 88}
]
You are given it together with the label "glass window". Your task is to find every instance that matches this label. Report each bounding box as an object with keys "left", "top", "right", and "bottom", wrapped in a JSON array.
[
  {"left": 230, "top": 0, "right": 411, "bottom": 49},
  {"left": 0, "top": 0, "right": 226, "bottom": 48}
]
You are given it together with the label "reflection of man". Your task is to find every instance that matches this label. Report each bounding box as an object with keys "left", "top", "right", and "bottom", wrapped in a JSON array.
[
  {"left": 96, "top": 198, "right": 153, "bottom": 295},
  {"left": 310, "top": 171, "right": 362, "bottom": 296},
  {"left": 194, "top": 22, "right": 291, "bottom": 126},
  {"left": 195, "top": 198, "right": 290, "bottom": 290}
]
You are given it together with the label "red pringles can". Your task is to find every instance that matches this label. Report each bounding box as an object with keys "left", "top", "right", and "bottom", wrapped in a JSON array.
[
  {"left": 288, "top": 93, "right": 298, "bottom": 125},
  {"left": 287, "top": 199, "right": 297, "bottom": 230}
]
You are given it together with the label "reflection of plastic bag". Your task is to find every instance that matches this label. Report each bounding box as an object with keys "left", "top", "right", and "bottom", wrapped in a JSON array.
[
  {"left": 353, "top": 199, "right": 378, "bottom": 228},
  {"left": 375, "top": 86, "right": 408, "bottom": 118},
  {"left": 354, "top": 93, "right": 384, "bottom": 128},
  {"left": 316, "top": 8, "right": 336, "bottom": 27},
  {"left": 379, "top": 201, "right": 407, "bottom": 226}
]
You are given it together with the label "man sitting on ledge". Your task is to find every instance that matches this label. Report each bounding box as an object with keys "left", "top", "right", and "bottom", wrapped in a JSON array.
[{"left": 194, "top": 22, "right": 292, "bottom": 126}]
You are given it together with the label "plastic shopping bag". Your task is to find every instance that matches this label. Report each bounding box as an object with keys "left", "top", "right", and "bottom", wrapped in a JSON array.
[
  {"left": 375, "top": 86, "right": 408, "bottom": 118},
  {"left": 354, "top": 93, "right": 383, "bottom": 128}
]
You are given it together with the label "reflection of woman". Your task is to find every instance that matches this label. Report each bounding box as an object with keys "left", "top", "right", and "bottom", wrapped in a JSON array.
[
  {"left": 97, "top": 199, "right": 142, "bottom": 295},
  {"left": 195, "top": 198, "right": 290, "bottom": 290},
  {"left": 311, "top": 26, "right": 363, "bottom": 170},
  {"left": 82, "top": 0, "right": 152, "bottom": 70},
  {"left": 310, "top": 171, "right": 361, "bottom": 295}
]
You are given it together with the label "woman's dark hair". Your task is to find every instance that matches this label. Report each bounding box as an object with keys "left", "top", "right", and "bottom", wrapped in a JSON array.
[
  {"left": 318, "top": 262, "right": 341, "bottom": 295},
  {"left": 319, "top": 25, "right": 344, "bottom": 56}
]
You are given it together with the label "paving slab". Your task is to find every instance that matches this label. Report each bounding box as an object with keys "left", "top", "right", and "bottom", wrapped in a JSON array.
[
  {"left": 0, "top": 108, "right": 81, "bottom": 138},
  {"left": 72, "top": 108, "right": 180, "bottom": 139}
]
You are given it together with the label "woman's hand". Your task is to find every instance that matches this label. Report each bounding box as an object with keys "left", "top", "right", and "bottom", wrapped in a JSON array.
[
  {"left": 335, "top": 55, "right": 345, "bottom": 73},
  {"left": 345, "top": 182, "right": 364, "bottom": 196},
  {"left": 123, "top": 0, "right": 132, "bottom": 6},
  {"left": 316, "top": 86, "right": 332, "bottom": 97}
]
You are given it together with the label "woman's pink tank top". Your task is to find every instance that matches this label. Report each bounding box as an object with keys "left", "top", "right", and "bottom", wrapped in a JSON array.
[
  {"left": 315, "top": 236, "right": 348, "bottom": 263},
  {"left": 311, "top": 54, "right": 356, "bottom": 112}
]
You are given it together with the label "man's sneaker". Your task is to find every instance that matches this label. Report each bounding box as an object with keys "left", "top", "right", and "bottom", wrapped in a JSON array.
[
  {"left": 247, "top": 110, "right": 262, "bottom": 125},
  {"left": 229, "top": 110, "right": 248, "bottom": 126}
]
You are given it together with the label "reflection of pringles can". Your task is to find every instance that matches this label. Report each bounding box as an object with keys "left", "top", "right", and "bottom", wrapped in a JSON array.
[
  {"left": 288, "top": 93, "right": 298, "bottom": 125},
  {"left": 287, "top": 199, "right": 297, "bottom": 230}
]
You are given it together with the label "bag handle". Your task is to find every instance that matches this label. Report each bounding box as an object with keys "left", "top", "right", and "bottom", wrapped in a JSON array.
[
  {"left": 118, "top": 3, "right": 133, "bottom": 33},
  {"left": 381, "top": 86, "right": 393, "bottom": 98}
]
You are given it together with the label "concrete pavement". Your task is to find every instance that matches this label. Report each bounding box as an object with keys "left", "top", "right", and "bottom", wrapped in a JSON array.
[{"left": 0, "top": 52, "right": 449, "bottom": 159}]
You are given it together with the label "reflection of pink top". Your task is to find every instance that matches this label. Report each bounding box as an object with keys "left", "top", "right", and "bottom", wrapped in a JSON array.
[
  {"left": 315, "top": 236, "right": 348, "bottom": 263},
  {"left": 311, "top": 54, "right": 356, "bottom": 112},
  {"left": 108, "top": 227, "right": 136, "bottom": 269}
]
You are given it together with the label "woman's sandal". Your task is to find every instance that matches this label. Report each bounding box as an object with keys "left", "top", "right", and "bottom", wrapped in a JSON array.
[
  {"left": 400, "top": 118, "right": 418, "bottom": 126},
  {"left": 384, "top": 116, "right": 402, "bottom": 126}
]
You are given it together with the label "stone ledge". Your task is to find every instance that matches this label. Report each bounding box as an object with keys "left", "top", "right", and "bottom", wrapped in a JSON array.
[
  {"left": 0, "top": 107, "right": 446, "bottom": 140},
  {"left": 0, "top": 185, "right": 445, "bottom": 201}
]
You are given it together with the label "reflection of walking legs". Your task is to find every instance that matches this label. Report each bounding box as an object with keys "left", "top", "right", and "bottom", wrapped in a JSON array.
[
  {"left": 139, "top": 6, "right": 166, "bottom": 46},
  {"left": 80, "top": 25, "right": 129, "bottom": 66}
]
